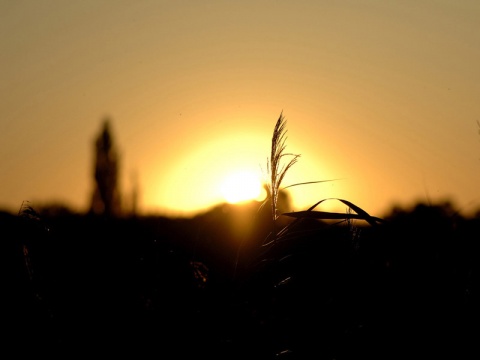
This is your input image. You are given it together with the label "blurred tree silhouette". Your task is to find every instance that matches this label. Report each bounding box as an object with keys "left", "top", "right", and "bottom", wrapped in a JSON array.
[{"left": 89, "top": 118, "right": 121, "bottom": 217}]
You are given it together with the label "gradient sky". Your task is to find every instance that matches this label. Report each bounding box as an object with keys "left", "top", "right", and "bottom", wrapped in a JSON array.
[{"left": 1, "top": 0, "right": 480, "bottom": 218}]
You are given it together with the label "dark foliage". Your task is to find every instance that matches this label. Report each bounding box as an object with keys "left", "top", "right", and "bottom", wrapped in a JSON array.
[{"left": 2, "top": 200, "right": 479, "bottom": 358}]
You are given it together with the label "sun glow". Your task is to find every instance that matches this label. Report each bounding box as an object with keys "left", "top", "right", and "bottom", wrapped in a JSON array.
[{"left": 220, "top": 170, "right": 265, "bottom": 204}]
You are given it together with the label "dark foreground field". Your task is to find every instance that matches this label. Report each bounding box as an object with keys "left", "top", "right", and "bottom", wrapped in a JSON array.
[{"left": 2, "top": 201, "right": 479, "bottom": 359}]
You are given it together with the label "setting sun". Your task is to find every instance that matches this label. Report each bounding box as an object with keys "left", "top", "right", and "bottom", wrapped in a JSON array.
[{"left": 220, "top": 170, "right": 265, "bottom": 204}]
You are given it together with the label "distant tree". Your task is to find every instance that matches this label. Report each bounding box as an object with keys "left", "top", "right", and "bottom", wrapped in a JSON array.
[{"left": 89, "top": 118, "right": 121, "bottom": 217}]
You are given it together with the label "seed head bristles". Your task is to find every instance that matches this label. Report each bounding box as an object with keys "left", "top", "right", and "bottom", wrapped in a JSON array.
[{"left": 267, "top": 112, "right": 300, "bottom": 233}]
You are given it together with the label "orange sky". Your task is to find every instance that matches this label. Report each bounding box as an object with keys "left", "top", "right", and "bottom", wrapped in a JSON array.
[{"left": 1, "top": 1, "right": 480, "bottom": 218}]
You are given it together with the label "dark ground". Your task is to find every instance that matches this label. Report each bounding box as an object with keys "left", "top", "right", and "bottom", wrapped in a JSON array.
[{"left": 2, "top": 201, "right": 479, "bottom": 359}]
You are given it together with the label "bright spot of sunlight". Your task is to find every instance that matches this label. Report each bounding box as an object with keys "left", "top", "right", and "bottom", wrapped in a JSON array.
[{"left": 220, "top": 170, "right": 264, "bottom": 204}]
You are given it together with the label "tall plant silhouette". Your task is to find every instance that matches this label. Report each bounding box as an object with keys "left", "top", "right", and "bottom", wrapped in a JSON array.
[
  {"left": 264, "top": 112, "right": 383, "bottom": 247},
  {"left": 90, "top": 118, "right": 121, "bottom": 217},
  {"left": 266, "top": 112, "right": 300, "bottom": 236}
]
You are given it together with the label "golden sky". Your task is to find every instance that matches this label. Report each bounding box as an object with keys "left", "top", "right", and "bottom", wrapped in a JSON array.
[{"left": 1, "top": 0, "right": 480, "bottom": 218}]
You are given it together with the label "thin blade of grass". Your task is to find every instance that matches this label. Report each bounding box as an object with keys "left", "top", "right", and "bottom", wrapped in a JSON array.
[
  {"left": 335, "top": 198, "right": 384, "bottom": 226},
  {"left": 282, "top": 179, "right": 343, "bottom": 190},
  {"left": 280, "top": 197, "right": 384, "bottom": 226},
  {"left": 282, "top": 210, "right": 367, "bottom": 220}
]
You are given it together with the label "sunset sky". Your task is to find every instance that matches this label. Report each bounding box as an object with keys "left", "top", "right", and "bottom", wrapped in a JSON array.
[{"left": 1, "top": 0, "right": 480, "bottom": 218}]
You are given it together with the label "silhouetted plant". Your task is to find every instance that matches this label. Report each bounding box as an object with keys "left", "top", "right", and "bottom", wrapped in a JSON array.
[
  {"left": 266, "top": 112, "right": 300, "bottom": 229},
  {"left": 90, "top": 118, "right": 122, "bottom": 217},
  {"left": 263, "top": 112, "right": 383, "bottom": 250},
  {"left": 15, "top": 201, "right": 57, "bottom": 345},
  {"left": 231, "top": 113, "right": 387, "bottom": 358}
]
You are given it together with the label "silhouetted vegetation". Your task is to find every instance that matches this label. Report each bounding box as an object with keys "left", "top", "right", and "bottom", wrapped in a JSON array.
[
  {"left": 89, "top": 118, "right": 122, "bottom": 217},
  {"left": 3, "top": 114, "right": 479, "bottom": 358}
]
